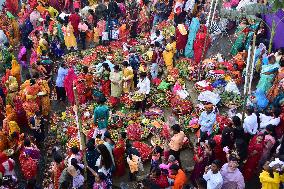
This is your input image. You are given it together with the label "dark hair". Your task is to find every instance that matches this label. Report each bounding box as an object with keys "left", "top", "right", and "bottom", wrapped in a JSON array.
[
  {"left": 71, "top": 158, "right": 84, "bottom": 174},
  {"left": 268, "top": 55, "right": 276, "bottom": 62},
  {"left": 170, "top": 36, "right": 176, "bottom": 41},
  {"left": 53, "top": 152, "right": 63, "bottom": 164},
  {"left": 101, "top": 56, "right": 106, "bottom": 61},
  {"left": 274, "top": 108, "right": 281, "bottom": 117},
  {"left": 71, "top": 146, "right": 79, "bottom": 154},
  {"left": 235, "top": 138, "right": 248, "bottom": 160},
  {"left": 24, "top": 138, "right": 31, "bottom": 147},
  {"left": 247, "top": 107, "right": 254, "bottom": 114},
  {"left": 228, "top": 154, "right": 239, "bottom": 162},
  {"left": 153, "top": 167, "right": 162, "bottom": 176},
  {"left": 280, "top": 58, "right": 284, "bottom": 67},
  {"left": 102, "top": 63, "right": 111, "bottom": 72},
  {"left": 140, "top": 72, "right": 147, "bottom": 78},
  {"left": 155, "top": 30, "right": 160, "bottom": 35},
  {"left": 196, "top": 178, "right": 207, "bottom": 188},
  {"left": 221, "top": 127, "right": 235, "bottom": 148},
  {"left": 169, "top": 164, "right": 180, "bottom": 171},
  {"left": 87, "top": 139, "right": 95, "bottom": 150},
  {"left": 75, "top": 8, "right": 79, "bottom": 13},
  {"left": 83, "top": 66, "right": 88, "bottom": 74},
  {"left": 126, "top": 140, "right": 132, "bottom": 149},
  {"left": 25, "top": 74, "right": 31, "bottom": 80},
  {"left": 212, "top": 159, "right": 222, "bottom": 169},
  {"left": 171, "top": 124, "right": 181, "bottom": 132},
  {"left": 97, "top": 144, "right": 113, "bottom": 170},
  {"left": 30, "top": 79, "right": 36, "bottom": 85},
  {"left": 122, "top": 61, "right": 129, "bottom": 67},
  {"left": 121, "top": 131, "right": 127, "bottom": 139},
  {"left": 208, "top": 138, "right": 216, "bottom": 149},
  {"left": 33, "top": 72, "right": 40, "bottom": 79},
  {"left": 113, "top": 65, "right": 120, "bottom": 71},
  {"left": 266, "top": 124, "right": 276, "bottom": 137},
  {"left": 232, "top": 116, "right": 241, "bottom": 127},
  {"left": 61, "top": 63, "right": 66, "bottom": 68}
]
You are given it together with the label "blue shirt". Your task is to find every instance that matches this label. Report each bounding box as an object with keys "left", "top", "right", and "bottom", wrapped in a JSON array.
[
  {"left": 56, "top": 67, "right": 68, "bottom": 87},
  {"left": 198, "top": 111, "right": 216, "bottom": 133}
]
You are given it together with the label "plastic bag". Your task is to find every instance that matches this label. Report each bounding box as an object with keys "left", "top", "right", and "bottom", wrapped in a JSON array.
[{"left": 198, "top": 90, "right": 220, "bottom": 105}]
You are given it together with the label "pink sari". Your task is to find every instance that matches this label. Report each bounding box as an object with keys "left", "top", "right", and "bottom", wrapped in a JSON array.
[{"left": 64, "top": 69, "right": 77, "bottom": 105}]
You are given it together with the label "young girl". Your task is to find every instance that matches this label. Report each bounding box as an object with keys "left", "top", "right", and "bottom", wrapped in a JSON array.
[
  {"left": 150, "top": 146, "right": 163, "bottom": 172},
  {"left": 87, "top": 166, "right": 108, "bottom": 189}
]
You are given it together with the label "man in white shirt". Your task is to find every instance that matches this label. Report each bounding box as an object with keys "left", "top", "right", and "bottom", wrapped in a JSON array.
[
  {"left": 136, "top": 72, "right": 150, "bottom": 112},
  {"left": 259, "top": 109, "right": 281, "bottom": 131},
  {"left": 203, "top": 160, "right": 223, "bottom": 189},
  {"left": 243, "top": 107, "right": 258, "bottom": 136},
  {"left": 198, "top": 103, "right": 216, "bottom": 142}
]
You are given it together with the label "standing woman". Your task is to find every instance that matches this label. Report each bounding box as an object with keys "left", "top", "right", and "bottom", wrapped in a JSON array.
[
  {"left": 243, "top": 133, "right": 265, "bottom": 181},
  {"left": 193, "top": 24, "right": 211, "bottom": 64},
  {"left": 101, "top": 63, "right": 111, "bottom": 98},
  {"left": 176, "top": 23, "right": 188, "bottom": 57},
  {"left": 184, "top": 13, "right": 200, "bottom": 59},
  {"left": 113, "top": 132, "right": 127, "bottom": 177},
  {"left": 230, "top": 19, "right": 249, "bottom": 56},
  {"left": 109, "top": 65, "right": 123, "bottom": 106},
  {"left": 122, "top": 61, "right": 134, "bottom": 94},
  {"left": 62, "top": 22, "right": 78, "bottom": 51},
  {"left": 96, "top": 144, "right": 114, "bottom": 189}
]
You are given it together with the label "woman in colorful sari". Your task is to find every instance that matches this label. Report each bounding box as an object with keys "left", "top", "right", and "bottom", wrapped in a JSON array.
[
  {"left": 19, "top": 138, "right": 40, "bottom": 182},
  {"left": 22, "top": 79, "right": 40, "bottom": 118},
  {"left": 139, "top": 4, "right": 150, "bottom": 33},
  {"left": 109, "top": 65, "right": 123, "bottom": 106},
  {"left": 101, "top": 63, "right": 111, "bottom": 97},
  {"left": 256, "top": 55, "right": 279, "bottom": 94},
  {"left": 245, "top": 20, "right": 260, "bottom": 50},
  {"left": 176, "top": 23, "right": 188, "bottom": 57},
  {"left": 37, "top": 78, "right": 51, "bottom": 117},
  {"left": 113, "top": 132, "right": 126, "bottom": 177},
  {"left": 190, "top": 139, "right": 215, "bottom": 186},
  {"left": 51, "top": 153, "right": 65, "bottom": 189},
  {"left": 267, "top": 57, "right": 284, "bottom": 102},
  {"left": 10, "top": 59, "right": 21, "bottom": 86},
  {"left": 185, "top": 15, "right": 200, "bottom": 59},
  {"left": 259, "top": 125, "right": 276, "bottom": 167},
  {"left": 193, "top": 24, "right": 211, "bottom": 64},
  {"left": 122, "top": 61, "right": 134, "bottom": 94},
  {"left": 64, "top": 68, "right": 78, "bottom": 105},
  {"left": 230, "top": 19, "right": 250, "bottom": 56},
  {"left": 243, "top": 133, "right": 264, "bottom": 181},
  {"left": 62, "top": 22, "right": 77, "bottom": 51}
]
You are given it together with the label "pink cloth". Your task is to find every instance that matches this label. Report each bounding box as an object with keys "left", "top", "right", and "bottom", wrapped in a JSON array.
[
  {"left": 78, "top": 23, "right": 88, "bottom": 32},
  {"left": 64, "top": 69, "right": 77, "bottom": 105},
  {"left": 73, "top": 1, "right": 80, "bottom": 9},
  {"left": 97, "top": 20, "right": 106, "bottom": 36}
]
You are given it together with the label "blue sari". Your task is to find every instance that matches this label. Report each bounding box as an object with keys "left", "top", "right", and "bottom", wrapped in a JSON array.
[
  {"left": 245, "top": 22, "right": 260, "bottom": 50},
  {"left": 256, "top": 63, "right": 279, "bottom": 94},
  {"left": 185, "top": 17, "right": 200, "bottom": 58}
]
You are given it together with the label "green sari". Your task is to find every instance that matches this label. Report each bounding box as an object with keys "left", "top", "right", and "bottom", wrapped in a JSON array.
[{"left": 230, "top": 25, "right": 247, "bottom": 56}]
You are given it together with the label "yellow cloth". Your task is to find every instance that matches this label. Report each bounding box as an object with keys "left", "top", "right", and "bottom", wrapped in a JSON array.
[
  {"left": 11, "top": 60, "right": 21, "bottom": 85},
  {"left": 38, "top": 79, "right": 51, "bottom": 116},
  {"left": 163, "top": 50, "right": 174, "bottom": 71},
  {"left": 47, "top": 6, "right": 59, "bottom": 18},
  {"left": 63, "top": 24, "right": 77, "bottom": 49},
  {"left": 259, "top": 171, "right": 280, "bottom": 189},
  {"left": 171, "top": 41, "right": 177, "bottom": 53},
  {"left": 122, "top": 67, "right": 134, "bottom": 93},
  {"left": 37, "top": 38, "right": 48, "bottom": 55},
  {"left": 8, "top": 121, "right": 20, "bottom": 136}
]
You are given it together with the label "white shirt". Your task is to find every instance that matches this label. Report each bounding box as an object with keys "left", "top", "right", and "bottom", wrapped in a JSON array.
[
  {"left": 137, "top": 77, "right": 150, "bottom": 95},
  {"left": 243, "top": 113, "right": 258, "bottom": 135},
  {"left": 150, "top": 33, "right": 164, "bottom": 44},
  {"left": 203, "top": 170, "right": 223, "bottom": 189},
  {"left": 260, "top": 113, "right": 280, "bottom": 130},
  {"left": 59, "top": 12, "right": 71, "bottom": 21}
]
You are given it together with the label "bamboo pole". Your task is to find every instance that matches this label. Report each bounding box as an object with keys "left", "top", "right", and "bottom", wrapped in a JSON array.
[
  {"left": 73, "top": 86, "right": 88, "bottom": 187},
  {"left": 241, "top": 34, "right": 256, "bottom": 126},
  {"left": 268, "top": 20, "right": 276, "bottom": 54}
]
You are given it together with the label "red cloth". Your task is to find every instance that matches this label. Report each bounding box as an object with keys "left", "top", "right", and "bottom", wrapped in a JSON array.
[
  {"left": 69, "top": 13, "right": 81, "bottom": 36},
  {"left": 176, "top": 26, "right": 188, "bottom": 51},
  {"left": 275, "top": 114, "right": 284, "bottom": 139},
  {"left": 213, "top": 135, "right": 227, "bottom": 164},
  {"left": 64, "top": 68, "right": 77, "bottom": 105},
  {"left": 152, "top": 175, "right": 170, "bottom": 188},
  {"left": 193, "top": 26, "right": 211, "bottom": 63},
  {"left": 28, "top": 0, "right": 38, "bottom": 10},
  {"left": 5, "top": 0, "right": 19, "bottom": 15},
  {"left": 243, "top": 135, "right": 264, "bottom": 181},
  {"left": 113, "top": 139, "right": 126, "bottom": 177},
  {"left": 101, "top": 79, "right": 111, "bottom": 97},
  {"left": 19, "top": 153, "right": 38, "bottom": 180}
]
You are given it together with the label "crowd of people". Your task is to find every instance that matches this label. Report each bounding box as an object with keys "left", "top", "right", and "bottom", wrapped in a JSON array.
[{"left": 0, "top": 0, "right": 284, "bottom": 189}]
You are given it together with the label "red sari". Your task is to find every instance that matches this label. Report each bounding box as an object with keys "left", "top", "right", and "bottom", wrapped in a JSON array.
[
  {"left": 243, "top": 135, "right": 264, "bottom": 181},
  {"left": 193, "top": 25, "right": 211, "bottom": 64},
  {"left": 5, "top": 0, "right": 19, "bottom": 15},
  {"left": 213, "top": 135, "right": 227, "bottom": 164},
  {"left": 113, "top": 139, "right": 126, "bottom": 177},
  {"left": 176, "top": 24, "right": 188, "bottom": 51}
]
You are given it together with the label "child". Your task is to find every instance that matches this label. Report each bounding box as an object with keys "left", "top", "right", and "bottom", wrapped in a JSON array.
[
  {"left": 87, "top": 166, "right": 108, "bottom": 189},
  {"left": 150, "top": 146, "right": 163, "bottom": 172},
  {"left": 259, "top": 161, "right": 280, "bottom": 189}
]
